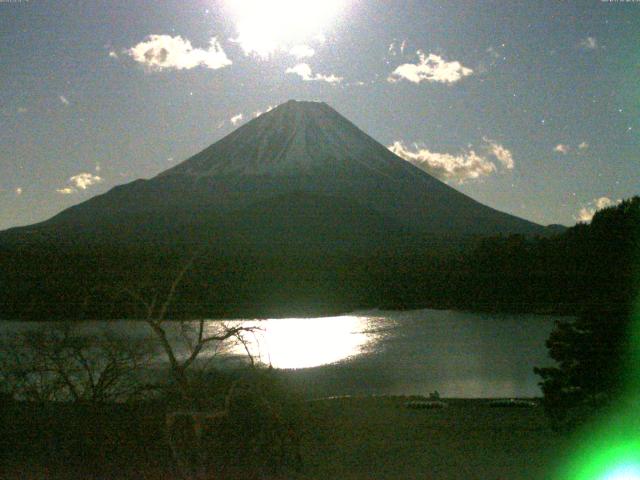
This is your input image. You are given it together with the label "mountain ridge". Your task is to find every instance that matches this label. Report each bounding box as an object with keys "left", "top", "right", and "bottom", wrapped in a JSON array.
[
  {"left": 0, "top": 100, "right": 571, "bottom": 319},
  {"left": 157, "top": 100, "right": 414, "bottom": 178},
  {"left": 1, "top": 99, "right": 550, "bottom": 242}
]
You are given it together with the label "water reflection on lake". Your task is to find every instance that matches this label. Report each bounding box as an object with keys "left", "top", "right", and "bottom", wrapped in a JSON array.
[
  {"left": 0, "top": 309, "right": 560, "bottom": 398},
  {"left": 222, "top": 315, "right": 389, "bottom": 369},
  {"left": 219, "top": 310, "right": 558, "bottom": 398}
]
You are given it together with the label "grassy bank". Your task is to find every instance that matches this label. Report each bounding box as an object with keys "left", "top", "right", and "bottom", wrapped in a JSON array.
[
  {"left": 301, "top": 397, "right": 569, "bottom": 479},
  {"left": 0, "top": 396, "right": 570, "bottom": 479}
]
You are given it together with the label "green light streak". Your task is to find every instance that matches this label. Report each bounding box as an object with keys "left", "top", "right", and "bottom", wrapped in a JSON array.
[
  {"left": 602, "top": 464, "right": 640, "bottom": 480},
  {"left": 555, "top": 211, "right": 640, "bottom": 480},
  {"left": 559, "top": 438, "right": 640, "bottom": 480}
]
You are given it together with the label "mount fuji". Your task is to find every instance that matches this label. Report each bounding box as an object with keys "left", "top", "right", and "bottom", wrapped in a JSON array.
[
  {"left": 2, "top": 100, "right": 546, "bottom": 248},
  {"left": 0, "top": 100, "right": 556, "bottom": 319}
]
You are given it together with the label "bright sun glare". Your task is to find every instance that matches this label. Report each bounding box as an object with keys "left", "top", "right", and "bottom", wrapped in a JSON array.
[{"left": 227, "top": 0, "right": 347, "bottom": 57}]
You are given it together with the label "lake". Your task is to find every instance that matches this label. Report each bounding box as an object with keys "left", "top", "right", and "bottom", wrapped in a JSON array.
[{"left": 0, "top": 309, "right": 560, "bottom": 398}]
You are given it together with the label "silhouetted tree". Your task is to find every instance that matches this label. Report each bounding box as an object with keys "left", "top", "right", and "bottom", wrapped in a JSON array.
[
  {"left": 534, "top": 307, "right": 632, "bottom": 430},
  {"left": 121, "top": 253, "right": 257, "bottom": 407},
  {"left": 534, "top": 197, "right": 640, "bottom": 430},
  {"left": 120, "top": 255, "right": 307, "bottom": 478},
  {"left": 0, "top": 323, "right": 156, "bottom": 402}
]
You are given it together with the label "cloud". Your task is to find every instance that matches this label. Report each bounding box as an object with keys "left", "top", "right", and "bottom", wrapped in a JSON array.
[
  {"left": 576, "top": 208, "right": 592, "bottom": 223},
  {"left": 482, "top": 137, "right": 514, "bottom": 169},
  {"left": 555, "top": 142, "right": 589, "bottom": 154},
  {"left": 389, "top": 141, "right": 499, "bottom": 183},
  {"left": 59, "top": 95, "right": 70, "bottom": 105},
  {"left": 15, "top": 187, "right": 23, "bottom": 196},
  {"left": 289, "top": 45, "right": 315, "bottom": 58},
  {"left": 388, "top": 51, "right": 473, "bottom": 84},
  {"left": 594, "top": 197, "right": 617, "bottom": 210},
  {"left": 388, "top": 40, "right": 408, "bottom": 57},
  {"left": 70, "top": 173, "right": 102, "bottom": 190},
  {"left": 285, "top": 63, "right": 343, "bottom": 84},
  {"left": 230, "top": 113, "right": 244, "bottom": 125},
  {"left": 253, "top": 105, "right": 275, "bottom": 117},
  {"left": 286, "top": 63, "right": 313, "bottom": 79},
  {"left": 128, "top": 35, "right": 232, "bottom": 71},
  {"left": 577, "top": 196, "right": 621, "bottom": 222},
  {"left": 57, "top": 173, "right": 103, "bottom": 194},
  {"left": 579, "top": 37, "right": 598, "bottom": 50}
]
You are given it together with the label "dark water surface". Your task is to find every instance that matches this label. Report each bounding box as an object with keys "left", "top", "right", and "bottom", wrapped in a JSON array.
[
  {"left": 2, "top": 309, "right": 560, "bottom": 398},
  {"left": 246, "top": 309, "right": 558, "bottom": 398}
]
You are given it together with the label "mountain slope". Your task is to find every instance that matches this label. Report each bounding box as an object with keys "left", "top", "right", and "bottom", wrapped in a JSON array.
[
  {"left": 0, "top": 100, "right": 562, "bottom": 319},
  {"left": 1, "top": 100, "right": 546, "bottom": 247}
]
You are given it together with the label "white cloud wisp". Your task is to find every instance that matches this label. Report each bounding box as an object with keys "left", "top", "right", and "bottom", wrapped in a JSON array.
[
  {"left": 128, "top": 35, "right": 232, "bottom": 71},
  {"left": 577, "top": 196, "right": 621, "bottom": 222},
  {"left": 286, "top": 63, "right": 343, "bottom": 84},
  {"left": 388, "top": 51, "right": 473, "bottom": 84},
  {"left": 57, "top": 173, "right": 103, "bottom": 195},
  {"left": 389, "top": 137, "right": 514, "bottom": 183}
]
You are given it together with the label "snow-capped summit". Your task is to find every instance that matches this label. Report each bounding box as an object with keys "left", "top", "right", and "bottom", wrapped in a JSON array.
[
  {"left": 1, "top": 100, "right": 547, "bottom": 247},
  {"left": 160, "top": 100, "right": 408, "bottom": 178},
  {"left": 0, "top": 99, "right": 556, "bottom": 320}
]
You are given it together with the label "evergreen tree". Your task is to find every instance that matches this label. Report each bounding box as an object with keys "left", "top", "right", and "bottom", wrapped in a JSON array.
[{"left": 535, "top": 197, "right": 640, "bottom": 430}]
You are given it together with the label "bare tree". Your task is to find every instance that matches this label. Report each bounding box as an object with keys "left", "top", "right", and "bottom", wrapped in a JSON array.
[
  {"left": 0, "top": 323, "right": 157, "bottom": 403},
  {"left": 0, "top": 333, "right": 63, "bottom": 402},
  {"left": 115, "top": 252, "right": 309, "bottom": 479},
  {"left": 121, "top": 254, "right": 258, "bottom": 406}
]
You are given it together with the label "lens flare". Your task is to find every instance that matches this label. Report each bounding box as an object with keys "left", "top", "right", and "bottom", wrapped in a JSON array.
[
  {"left": 226, "top": 0, "right": 347, "bottom": 57},
  {"left": 602, "top": 464, "right": 640, "bottom": 480},
  {"left": 557, "top": 436, "right": 640, "bottom": 480},
  {"left": 554, "top": 205, "right": 640, "bottom": 480}
]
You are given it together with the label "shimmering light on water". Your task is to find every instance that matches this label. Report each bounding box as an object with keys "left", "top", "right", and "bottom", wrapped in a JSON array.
[
  {"left": 0, "top": 309, "right": 557, "bottom": 397},
  {"left": 226, "top": 315, "right": 384, "bottom": 369}
]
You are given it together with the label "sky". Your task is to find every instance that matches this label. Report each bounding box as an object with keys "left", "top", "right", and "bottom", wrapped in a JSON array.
[{"left": 1, "top": 0, "right": 638, "bottom": 230}]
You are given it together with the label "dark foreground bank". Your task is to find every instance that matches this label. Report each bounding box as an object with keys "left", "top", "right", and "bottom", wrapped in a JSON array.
[{"left": 0, "top": 396, "right": 570, "bottom": 480}]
